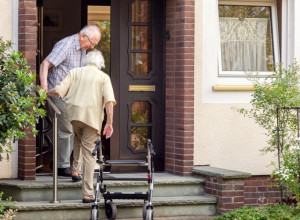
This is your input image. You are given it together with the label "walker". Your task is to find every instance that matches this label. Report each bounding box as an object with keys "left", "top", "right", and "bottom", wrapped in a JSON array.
[{"left": 90, "top": 138, "right": 155, "bottom": 220}]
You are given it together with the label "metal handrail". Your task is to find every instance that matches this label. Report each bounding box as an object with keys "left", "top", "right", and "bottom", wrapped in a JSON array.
[{"left": 46, "top": 97, "right": 61, "bottom": 203}]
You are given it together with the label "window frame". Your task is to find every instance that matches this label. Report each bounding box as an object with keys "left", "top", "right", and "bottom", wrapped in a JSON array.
[{"left": 217, "top": 0, "right": 280, "bottom": 77}]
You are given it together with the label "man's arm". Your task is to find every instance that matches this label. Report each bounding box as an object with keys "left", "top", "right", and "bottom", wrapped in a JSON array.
[
  {"left": 103, "top": 101, "right": 114, "bottom": 139},
  {"left": 39, "top": 60, "right": 54, "bottom": 91}
]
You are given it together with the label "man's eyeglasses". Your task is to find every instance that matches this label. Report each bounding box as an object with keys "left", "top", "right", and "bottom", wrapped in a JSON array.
[{"left": 86, "top": 36, "right": 98, "bottom": 47}]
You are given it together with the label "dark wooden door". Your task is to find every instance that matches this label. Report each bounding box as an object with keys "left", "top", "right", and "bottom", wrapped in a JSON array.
[{"left": 111, "top": 0, "right": 165, "bottom": 171}]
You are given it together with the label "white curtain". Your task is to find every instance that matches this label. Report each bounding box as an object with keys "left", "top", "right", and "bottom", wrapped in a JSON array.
[{"left": 219, "top": 17, "right": 269, "bottom": 71}]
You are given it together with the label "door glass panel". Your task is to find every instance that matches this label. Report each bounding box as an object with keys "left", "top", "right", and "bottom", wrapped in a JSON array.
[
  {"left": 131, "top": 0, "right": 152, "bottom": 23},
  {"left": 131, "top": 101, "right": 151, "bottom": 123},
  {"left": 131, "top": 26, "right": 152, "bottom": 50},
  {"left": 88, "top": 6, "right": 111, "bottom": 75},
  {"left": 131, "top": 126, "right": 150, "bottom": 150},
  {"left": 131, "top": 53, "right": 152, "bottom": 76}
]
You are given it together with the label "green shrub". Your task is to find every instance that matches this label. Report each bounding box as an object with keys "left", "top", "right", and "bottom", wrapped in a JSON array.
[
  {"left": 0, "top": 192, "right": 17, "bottom": 220},
  {"left": 0, "top": 38, "right": 46, "bottom": 161},
  {"left": 237, "top": 62, "right": 300, "bottom": 204},
  {"left": 214, "top": 204, "right": 300, "bottom": 220}
]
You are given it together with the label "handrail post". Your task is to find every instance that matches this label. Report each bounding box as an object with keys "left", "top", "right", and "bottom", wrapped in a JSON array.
[{"left": 47, "top": 98, "right": 61, "bottom": 203}]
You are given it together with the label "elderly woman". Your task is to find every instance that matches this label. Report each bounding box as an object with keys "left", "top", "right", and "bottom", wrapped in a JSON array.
[{"left": 47, "top": 50, "right": 116, "bottom": 203}]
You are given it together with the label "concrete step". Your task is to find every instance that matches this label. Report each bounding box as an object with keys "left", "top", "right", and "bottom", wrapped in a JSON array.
[
  {"left": 12, "top": 195, "right": 217, "bottom": 220},
  {"left": 1, "top": 172, "right": 217, "bottom": 219},
  {"left": 0, "top": 173, "right": 205, "bottom": 202}
]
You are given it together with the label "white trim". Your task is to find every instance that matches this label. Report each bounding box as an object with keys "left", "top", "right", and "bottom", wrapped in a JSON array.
[
  {"left": 294, "top": 0, "right": 300, "bottom": 63},
  {"left": 219, "top": 0, "right": 276, "bottom": 4},
  {"left": 12, "top": 0, "right": 18, "bottom": 51},
  {"left": 217, "top": 1, "right": 280, "bottom": 76},
  {"left": 281, "top": 0, "right": 296, "bottom": 67}
]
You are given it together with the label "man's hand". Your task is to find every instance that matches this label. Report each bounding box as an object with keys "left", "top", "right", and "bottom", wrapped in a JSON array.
[{"left": 103, "top": 123, "right": 113, "bottom": 139}]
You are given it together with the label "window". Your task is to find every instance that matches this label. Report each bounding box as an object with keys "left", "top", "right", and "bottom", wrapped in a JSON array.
[{"left": 218, "top": 0, "right": 279, "bottom": 76}]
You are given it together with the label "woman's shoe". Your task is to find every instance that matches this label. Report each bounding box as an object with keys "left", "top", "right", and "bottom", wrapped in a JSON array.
[
  {"left": 71, "top": 172, "right": 82, "bottom": 182},
  {"left": 82, "top": 195, "right": 100, "bottom": 203}
]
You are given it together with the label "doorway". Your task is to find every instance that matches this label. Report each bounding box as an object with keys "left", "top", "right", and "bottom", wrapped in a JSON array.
[{"left": 37, "top": 0, "right": 165, "bottom": 173}]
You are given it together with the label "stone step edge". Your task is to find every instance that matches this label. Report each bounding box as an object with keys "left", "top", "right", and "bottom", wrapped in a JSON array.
[
  {"left": 10, "top": 195, "right": 217, "bottom": 211},
  {"left": 0, "top": 178, "right": 206, "bottom": 189}
]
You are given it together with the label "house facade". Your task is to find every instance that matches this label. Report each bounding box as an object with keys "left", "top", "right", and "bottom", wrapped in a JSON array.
[{"left": 1, "top": 0, "right": 300, "bottom": 189}]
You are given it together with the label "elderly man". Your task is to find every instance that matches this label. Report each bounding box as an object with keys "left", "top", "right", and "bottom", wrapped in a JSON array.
[
  {"left": 40, "top": 25, "right": 101, "bottom": 176},
  {"left": 47, "top": 50, "right": 116, "bottom": 203}
]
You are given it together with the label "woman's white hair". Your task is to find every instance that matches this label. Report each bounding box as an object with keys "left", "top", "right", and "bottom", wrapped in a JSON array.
[
  {"left": 80, "top": 25, "right": 101, "bottom": 39},
  {"left": 83, "top": 50, "right": 105, "bottom": 70}
]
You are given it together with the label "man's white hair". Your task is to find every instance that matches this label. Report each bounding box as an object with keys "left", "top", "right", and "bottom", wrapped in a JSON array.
[
  {"left": 83, "top": 50, "right": 105, "bottom": 70},
  {"left": 80, "top": 25, "right": 101, "bottom": 39}
]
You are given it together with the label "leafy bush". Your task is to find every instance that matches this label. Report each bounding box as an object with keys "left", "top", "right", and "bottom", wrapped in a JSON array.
[
  {"left": 0, "top": 38, "right": 46, "bottom": 160},
  {"left": 0, "top": 192, "right": 17, "bottom": 220},
  {"left": 237, "top": 62, "right": 300, "bottom": 204},
  {"left": 214, "top": 204, "right": 300, "bottom": 220}
]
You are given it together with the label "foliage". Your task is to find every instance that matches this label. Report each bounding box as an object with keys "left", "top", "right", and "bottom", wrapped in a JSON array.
[
  {"left": 0, "top": 192, "right": 17, "bottom": 220},
  {"left": 214, "top": 204, "right": 300, "bottom": 220},
  {"left": 237, "top": 62, "right": 300, "bottom": 204},
  {"left": 95, "top": 21, "right": 111, "bottom": 75},
  {"left": 0, "top": 38, "right": 46, "bottom": 161},
  {"left": 238, "top": 62, "right": 300, "bottom": 153},
  {"left": 271, "top": 139, "right": 300, "bottom": 203}
]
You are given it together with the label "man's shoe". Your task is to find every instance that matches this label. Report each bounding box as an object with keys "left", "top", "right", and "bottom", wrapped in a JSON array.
[{"left": 57, "top": 167, "right": 72, "bottom": 177}]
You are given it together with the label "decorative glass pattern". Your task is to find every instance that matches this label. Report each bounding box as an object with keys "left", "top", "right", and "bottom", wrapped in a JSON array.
[
  {"left": 131, "top": 0, "right": 152, "bottom": 23},
  {"left": 131, "top": 53, "right": 152, "bottom": 76},
  {"left": 131, "top": 127, "right": 150, "bottom": 150},
  {"left": 131, "top": 101, "right": 151, "bottom": 123},
  {"left": 130, "top": 0, "right": 152, "bottom": 77},
  {"left": 131, "top": 26, "right": 152, "bottom": 50}
]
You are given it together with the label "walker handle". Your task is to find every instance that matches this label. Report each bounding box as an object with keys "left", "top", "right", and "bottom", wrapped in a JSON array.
[
  {"left": 147, "top": 139, "right": 156, "bottom": 156},
  {"left": 92, "top": 138, "right": 101, "bottom": 156}
]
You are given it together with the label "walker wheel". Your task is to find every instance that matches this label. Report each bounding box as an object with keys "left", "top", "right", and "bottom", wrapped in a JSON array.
[
  {"left": 143, "top": 203, "right": 153, "bottom": 220},
  {"left": 145, "top": 208, "right": 153, "bottom": 220},
  {"left": 91, "top": 207, "right": 98, "bottom": 220},
  {"left": 105, "top": 201, "right": 117, "bottom": 220},
  {"left": 142, "top": 202, "right": 149, "bottom": 219}
]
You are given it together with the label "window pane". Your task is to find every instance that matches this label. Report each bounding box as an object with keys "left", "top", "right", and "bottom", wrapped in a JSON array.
[
  {"left": 131, "top": 0, "right": 152, "bottom": 23},
  {"left": 131, "top": 101, "right": 151, "bottom": 123},
  {"left": 131, "top": 53, "right": 152, "bottom": 76},
  {"left": 219, "top": 5, "right": 274, "bottom": 72},
  {"left": 131, "top": 127, "right": 150, "bottom": 150},
  {"left": 88, "top": 6, "right": 111, "bottom": 75},
  {"left": 131, "top": 26, "right": 152, "bottom": 50}
]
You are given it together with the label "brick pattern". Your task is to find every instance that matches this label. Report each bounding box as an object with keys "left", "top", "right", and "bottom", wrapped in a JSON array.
[
  {"left": 197, "top": 174, "right": 283, "bottom": 214},
  {"left": 18, "top": 0, "right": 37, "bottom": 180},
  {"left": 244, "top": 175, "right": 282, "bottom": 206},
  {"left": 165, "top": 0, "right": 195, "bottom": 176},
  {"left": 198, "top": 175, "right": 245, "bottom": 214}
]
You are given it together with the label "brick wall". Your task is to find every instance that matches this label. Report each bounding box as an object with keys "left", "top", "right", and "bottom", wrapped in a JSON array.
[
  {"left": 165, "top": 0, "right": 195, "bottom": 176},
  {"left": 198, "top": 174, "right": 283, "bottom": 214},
  {"left": 244, "top": 175, "right": 282, "bottom": 206},
  {"left": 18, "top": 0, "right": 37, "bottom": 180}
]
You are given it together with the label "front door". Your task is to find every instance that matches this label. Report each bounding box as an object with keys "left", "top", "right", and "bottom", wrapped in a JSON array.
[
  {"left": 110, "top": 0, "right": 165, "bottom": 171},
  {"left": 37, "top": 0, "right": 165, "bottom": 172}
]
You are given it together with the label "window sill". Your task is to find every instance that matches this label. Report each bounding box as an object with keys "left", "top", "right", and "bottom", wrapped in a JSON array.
[{"left": 212, "top": 85, "right": 254, "bottom": 91}]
